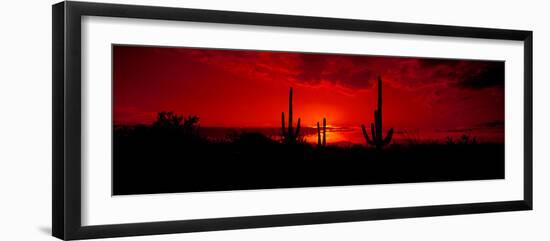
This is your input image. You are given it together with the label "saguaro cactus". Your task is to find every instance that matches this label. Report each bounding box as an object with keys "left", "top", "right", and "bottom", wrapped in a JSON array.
[
  {"left": 281, "top": 87, "right": 301, "bottom": 144},
  {"left": 362, "top": 76, "right": 394, "bottom": 149},
  {"left": 317, "top": 117, "right": 327, "bottom": 147}
]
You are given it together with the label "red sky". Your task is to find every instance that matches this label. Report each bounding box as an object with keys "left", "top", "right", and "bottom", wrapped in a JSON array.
[{"left": 113, "top": 45, "right": 504, "bottom": 143}]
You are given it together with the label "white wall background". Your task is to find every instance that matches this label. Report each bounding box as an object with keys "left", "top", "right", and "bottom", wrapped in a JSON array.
[{"left": 0, "top": 0, "right": 547, "bottom": 240}]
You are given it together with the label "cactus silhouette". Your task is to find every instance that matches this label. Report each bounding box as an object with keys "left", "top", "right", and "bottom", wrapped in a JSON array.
[
  {"left": 281, "top": 87, "right": 301, "bottom": 144},
  {"left": 361, "top": 76, "right": 394, "bottom": 149},
  {"left": 317, "top": 117, "right": 327, "bottom": 147}
]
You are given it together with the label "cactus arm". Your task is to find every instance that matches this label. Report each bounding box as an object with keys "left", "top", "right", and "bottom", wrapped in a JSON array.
[
  {"left": 317, "top": 122, "right": 321, "bottom": 147},
  {"left": 322, "top": 117, "right": 327, "bottom": 146},
  {"left": 295, "top": 118, "right": 301, "bottom": 137},
  {"left": 383, "top": 128, "right": 394, "bottom": 145},
  {"left": 370, "top": 123, "right": 377, "bottom": 142},
  {"left": 361, "top": 124, "right": 374, "bottom": 145},
  {"left": 281, "top": 112, "right": 286, "bottom": 138}
]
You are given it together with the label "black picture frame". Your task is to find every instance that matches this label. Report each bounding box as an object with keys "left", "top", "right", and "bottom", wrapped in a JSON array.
[{"left": 52, "top": 1, "right": 533, "bottom": 240}]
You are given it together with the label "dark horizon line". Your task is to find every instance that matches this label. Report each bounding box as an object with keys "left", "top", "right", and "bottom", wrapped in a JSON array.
[{"left": 113, "top": 123, "right": 504, "bottom": 131}]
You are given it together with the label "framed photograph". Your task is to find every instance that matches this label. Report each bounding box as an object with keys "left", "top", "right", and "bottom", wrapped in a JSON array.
[{"left": 52, "top": 1, "right": 533, "bottom": 240}]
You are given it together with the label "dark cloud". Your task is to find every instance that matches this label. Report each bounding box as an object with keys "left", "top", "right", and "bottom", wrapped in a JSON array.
[
  {"left": 456, "top": 62, "right": 504, "bottom": 89},
  {"left": 297, "top": 54, "right": 377, "bottom": 89},
  {"left": 297, "top": 54, "right": 329, "bottom": 85},
  {"left": 293, "top": 54, "right": 504, "bottom": 92},
  {"left": 416, "top": 59, "right": 504, "bottom": 90},
  {"left": 174, "top": 47, "right": 504, "bottom": 92}
]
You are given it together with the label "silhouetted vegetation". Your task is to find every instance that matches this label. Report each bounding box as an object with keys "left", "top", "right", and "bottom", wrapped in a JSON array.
[
  {"left": 113, "top": 112, "right": 504, "bottom": 195},
  {"left": 113, "top": 85, "right": 504, "bottom": 195},
  {"left": 281, "top": 87, "right": 302, "bottom": 144},
  {"left": 361, "top": 76, "right": 394, "bottom": 149},
  {"left": 317, "top": 117, "right": 327, "bottom": 148},
  {"left": 446, "top": 134, "right": 478, "bottom": 145}
]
